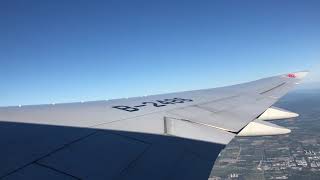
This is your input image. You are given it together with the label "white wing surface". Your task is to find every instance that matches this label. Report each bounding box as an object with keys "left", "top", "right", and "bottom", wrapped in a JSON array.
[{"left": 0, "top": 71, "right": 308, "bottom": 180}]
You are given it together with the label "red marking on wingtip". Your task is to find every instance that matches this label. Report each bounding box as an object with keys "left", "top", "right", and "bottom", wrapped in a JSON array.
[{"left": 287, "top": 73, "right": 296, "bottom": 78}]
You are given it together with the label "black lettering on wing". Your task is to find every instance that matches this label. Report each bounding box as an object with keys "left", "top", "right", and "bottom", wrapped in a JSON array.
[{"left": 112, "top": 106, "right": 139, "bottom": 112}]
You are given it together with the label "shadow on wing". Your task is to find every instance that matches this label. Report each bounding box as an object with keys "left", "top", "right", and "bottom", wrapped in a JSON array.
[{"left": 0, "top": 121, "right": 224, "bottom": 180}]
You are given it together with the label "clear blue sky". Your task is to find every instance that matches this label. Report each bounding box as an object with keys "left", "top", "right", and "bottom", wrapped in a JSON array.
[{"left": 1, "top": 0, "right": 320, "bottom": 106}]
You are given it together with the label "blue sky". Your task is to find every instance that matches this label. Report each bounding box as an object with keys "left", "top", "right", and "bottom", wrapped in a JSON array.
[{"left": 1, "top": 0, "right": 320, "bottom": 106}]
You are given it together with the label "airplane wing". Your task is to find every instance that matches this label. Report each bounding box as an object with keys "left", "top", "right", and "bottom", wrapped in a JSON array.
[{"left": 0, "top": 71, "right": 308, "bottom": 180}]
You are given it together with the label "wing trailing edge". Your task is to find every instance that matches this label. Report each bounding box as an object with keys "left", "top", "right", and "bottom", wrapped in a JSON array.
[{"left": 164, "top": 117, "right": 235, "bottom": 144}]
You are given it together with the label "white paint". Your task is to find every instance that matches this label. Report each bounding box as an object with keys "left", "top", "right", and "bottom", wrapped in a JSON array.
[
  {"left": 237, "top": 119, "right": 291, "bottom": 136},
  {"left": 258, "top": 106, "right": 299, "bottom": 121}
]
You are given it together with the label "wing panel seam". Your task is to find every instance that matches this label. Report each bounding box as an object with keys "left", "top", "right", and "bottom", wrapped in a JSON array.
[{"left": 259, "top": 82, "right": 286, "bottom": 95}]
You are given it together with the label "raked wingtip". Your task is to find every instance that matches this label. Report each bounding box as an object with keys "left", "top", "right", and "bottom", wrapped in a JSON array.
[{"left": 286, "top": 70, "right": 309, "bottom": 79}]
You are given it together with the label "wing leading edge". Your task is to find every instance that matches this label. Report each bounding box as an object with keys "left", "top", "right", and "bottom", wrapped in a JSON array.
[{"left": 0, "top": 71, "right": 308, "bottom": 179}]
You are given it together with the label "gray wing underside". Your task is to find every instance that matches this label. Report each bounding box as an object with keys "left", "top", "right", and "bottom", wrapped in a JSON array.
[{"left": 0, "top": 71, "right": 308, "bottom": 179}]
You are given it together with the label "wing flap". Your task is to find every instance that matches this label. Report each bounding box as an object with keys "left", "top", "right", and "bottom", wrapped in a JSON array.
[
  {"left": 167, "top": 94, "right": 275, "bottom": 132},
  {"left": 163, "top": 117, "right": 235, "bottom": 144},
  {"left": 96, "top": 113, "right": 234, "bottom": 145}
]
